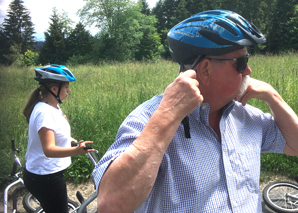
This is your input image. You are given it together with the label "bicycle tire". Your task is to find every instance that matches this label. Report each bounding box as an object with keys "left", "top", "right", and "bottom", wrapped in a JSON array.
[
  {"left": 263, "top": 181, "right": 298, "bottom": 212},
  {"left": 33, "top": 199, "right": 79, "bottom": 213},
  {"left": 23, "top": 192, "right": 41, "bottom": 213}
]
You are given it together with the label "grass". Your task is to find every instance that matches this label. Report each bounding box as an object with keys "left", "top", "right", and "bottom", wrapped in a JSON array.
[{"left": 1, "top": 53, "right": 298, "bottom": 183}]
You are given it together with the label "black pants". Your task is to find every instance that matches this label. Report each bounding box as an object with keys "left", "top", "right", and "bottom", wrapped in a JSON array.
[{"left": 23, "top": 167, "right": 68, "bottom": 213}]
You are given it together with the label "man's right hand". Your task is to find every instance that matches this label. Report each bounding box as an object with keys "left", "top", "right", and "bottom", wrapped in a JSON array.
[{"left": 158, "top": 69, "right": 204, "bottom": 121}]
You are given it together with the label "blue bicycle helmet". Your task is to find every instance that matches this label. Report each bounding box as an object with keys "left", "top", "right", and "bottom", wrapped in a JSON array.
[
  {"left": 34, "top": 64, "right": 76, "bottom": 83},
  {"left": 34, "top": 64, "right": 76, "bottom": 103},
  {"left": 167, "top": 10, "right": 266, "bottom": 65}
]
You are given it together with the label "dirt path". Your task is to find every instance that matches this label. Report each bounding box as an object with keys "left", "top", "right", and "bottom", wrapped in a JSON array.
[{"left": 1, "top": 174, "right": 295, "bottom": 213}]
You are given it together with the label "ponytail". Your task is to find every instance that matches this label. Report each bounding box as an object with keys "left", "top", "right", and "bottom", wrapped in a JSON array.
[
  {"left": 23, "top": 82, "right": 60, "bottom": 123},
  {"left": 23, "top": 87, "right": 42, "bottom": 123}
]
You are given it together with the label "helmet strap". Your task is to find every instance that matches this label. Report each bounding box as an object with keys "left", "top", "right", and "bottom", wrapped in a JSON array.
[
  {"left": 42, "top": 83, "right": 63, "bottom": 104},
  {"left": 179, "top": 55, "right": 206, "bottom": 73}
]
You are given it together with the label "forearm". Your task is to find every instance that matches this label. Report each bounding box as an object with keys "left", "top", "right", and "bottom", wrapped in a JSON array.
[
  {"left": 266, "top": 92, "right": 298, "bottom": 155},
  {"left": 43, "top": 146, "right": 81, "bottom": 158},
  {"left": 97, "top": 70, "right": 203, "bottom": 212},
  {"left": 97, "top": 109, "right": 182, "bottom": 213}
]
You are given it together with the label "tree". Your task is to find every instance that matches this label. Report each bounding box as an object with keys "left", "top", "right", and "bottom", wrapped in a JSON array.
[
  {"left": 139, "top": 0, "right": 151, "bottom": 15},
  {"left": 2, "top": 0, "right": 35, "bottom": 53},
  {"left": 136, "top": 15, "right": 161, "bottom": 60},
  {"left": 268, "top": 0, "right": 298, "bottom": 52},
  {"left": 79, "top": 0, "right": 160, "bottom": 61},
  {"left": 60, "top": 10, "right": 75, "bottom": 38},
  {"left": 39, "top": 8, "right": 67, "bottom": 65},
  {"left": 66, "top": 22, "right": 93, "bottom": 58},
  {"left": 285, "top": 4, "right": 298, "bottom": 50},
  {"left": 0, "top": 25, "right": 10, "bottom": 65}
]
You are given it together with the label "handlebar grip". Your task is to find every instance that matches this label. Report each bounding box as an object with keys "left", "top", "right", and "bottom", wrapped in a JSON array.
[
  {"left": 71, "top": 141, "right": 78, "bottom": 147},
  {"left": 83, "top": 144, "right": 93, "bottom": 150},
  {"left": 11, "top": 139, "right": 15, "bottom": 150},
  {"left": 71, "top": 141, "right": 93, "bottom": 150}
]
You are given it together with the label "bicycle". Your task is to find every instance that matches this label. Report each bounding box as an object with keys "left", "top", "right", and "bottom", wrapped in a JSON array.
[
  {"left": 2, "top": 139, "right": 80, "bottom": 213},
  {"left": 24, "top": 142, "right": 100, "bottom": 213},
  {"left": 263, "top": 180, "right": 298, "bottom": 212}
]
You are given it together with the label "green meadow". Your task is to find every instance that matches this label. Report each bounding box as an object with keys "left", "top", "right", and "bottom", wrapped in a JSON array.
[{"left": 1, "top": 54, "right": 298, "bottom": 183}]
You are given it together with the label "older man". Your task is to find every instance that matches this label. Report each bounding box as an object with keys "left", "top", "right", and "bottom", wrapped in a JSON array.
[{"left": 93, "top": 10, "right": 298, "bottom": 212}]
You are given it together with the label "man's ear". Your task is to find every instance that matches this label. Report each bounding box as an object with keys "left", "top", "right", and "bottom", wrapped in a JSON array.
[{"left": 196, "top": 59, "right": 211, "bottom": 85}]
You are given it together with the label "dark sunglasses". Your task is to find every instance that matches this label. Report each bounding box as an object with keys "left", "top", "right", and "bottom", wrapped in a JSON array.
[{"left": 206, "top": 53, "right": 250, "bottom": 73}]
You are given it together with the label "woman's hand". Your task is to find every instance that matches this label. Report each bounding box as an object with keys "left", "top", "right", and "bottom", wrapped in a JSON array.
[{"left": 76, "top": 140, "right": 95, "bottom": 154}]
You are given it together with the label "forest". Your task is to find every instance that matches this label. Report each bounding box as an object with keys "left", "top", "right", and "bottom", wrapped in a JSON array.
[{"left": 1, "top": 0, "right": 298, "bottom": 66}]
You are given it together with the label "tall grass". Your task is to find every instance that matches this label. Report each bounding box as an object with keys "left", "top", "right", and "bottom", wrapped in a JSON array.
[
  {"left": 1, "top": 54, "right": 298, "bottom": 183},
  {"left": 0, "top": 60, "right": 178, "bottom": 183}
]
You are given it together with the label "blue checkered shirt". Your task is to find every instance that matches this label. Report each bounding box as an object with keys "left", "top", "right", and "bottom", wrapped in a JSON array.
[{"left": 92, "top": 94, "right": 286, "bottom": 213}]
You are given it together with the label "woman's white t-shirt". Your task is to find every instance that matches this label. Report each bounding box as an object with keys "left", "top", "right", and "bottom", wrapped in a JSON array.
[{"left": 25, "top": 102, "right": 71, "bottom": 175}]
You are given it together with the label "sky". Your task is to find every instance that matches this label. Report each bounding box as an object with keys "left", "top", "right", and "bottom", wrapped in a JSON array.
[{"left": 0, "top": 0, "right": 159, "bottom": 41}]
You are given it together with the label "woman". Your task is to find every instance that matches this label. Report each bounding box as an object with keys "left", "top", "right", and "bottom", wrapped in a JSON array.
[{"left": 23, "top": 64, "right": 93, "bottom": 213}]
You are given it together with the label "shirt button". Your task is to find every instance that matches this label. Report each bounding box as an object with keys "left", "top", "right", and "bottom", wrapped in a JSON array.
[
  {"left": 201, "top": 105, "right": 206, "bottom": 110},
  {"left": 227, "top": 171, "right": 231, "bottom": 177},
  {"left": 233, "top": 201, "right": 238, "bottom": 207}
]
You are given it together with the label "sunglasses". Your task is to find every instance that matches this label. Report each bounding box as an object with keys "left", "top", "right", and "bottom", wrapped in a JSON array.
[{"left": 206, "top": 53, "right": 250, "bottom": 73}]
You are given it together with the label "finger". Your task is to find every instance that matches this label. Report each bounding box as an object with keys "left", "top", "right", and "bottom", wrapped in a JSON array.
[
  {"left": 181, "top": 69, "right": 196, "bottom": 78},
  {"left": 78, "top": 140, "right": 84, "bottom": 143},
  {"left": 190, "top": 78, "right": 199, "bottom": 87},
  {"left": 240, "top": 91, "right": 250, "bottom": 106}
]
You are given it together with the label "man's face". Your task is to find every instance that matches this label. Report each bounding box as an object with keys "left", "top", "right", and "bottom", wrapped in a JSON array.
[{"left": 207, "top": 48, "right": 252, "bottom": 101}]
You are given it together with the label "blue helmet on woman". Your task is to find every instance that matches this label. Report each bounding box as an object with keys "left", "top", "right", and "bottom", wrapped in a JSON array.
[
  {"left": 167, "top": 10, "right": 266, "bottom": 65},
  {"left": 34, "top": 64, "right": 76, "bottom": 83},
  {"left": 34, "top": 64, "right": 76, "bottom": 103}
]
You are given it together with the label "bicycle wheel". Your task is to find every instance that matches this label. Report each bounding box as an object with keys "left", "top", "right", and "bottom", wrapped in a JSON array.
[
  {"left": 263, "top": 181, "right": 298, "bottom": 212},
  {"left": 23, "top": 192, "right": 40, "bottom": 213},
  {"left": 33, "top": 199, "right": 79, "bottom": 213}
]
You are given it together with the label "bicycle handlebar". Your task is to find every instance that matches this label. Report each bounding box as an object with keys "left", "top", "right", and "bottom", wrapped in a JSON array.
[
  {"left": 71, "top": 141, "right": 93, "bottom": 150},
  {"left": 11, "top": 139, "right": 20, "bottom": 153}
]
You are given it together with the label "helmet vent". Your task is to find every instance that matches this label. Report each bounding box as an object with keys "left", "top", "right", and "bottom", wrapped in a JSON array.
[
  {"left": 226, "top": 16, "right": 244, "bottom": 28},
  {"left": 62, "top": 69, "right": 74, "bottom": 77},
  {"left": 184, "top": 18, "right": 206, "bottom": 24},
  {"left": 42, "top": 68, "right": 58, "bottom": 74},
  {"left": 214, "top": 21, "right": 238, "bottom": 36}
]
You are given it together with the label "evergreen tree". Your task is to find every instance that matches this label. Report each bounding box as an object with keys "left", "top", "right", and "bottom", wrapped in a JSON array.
[
  {"left": 269, "top": 0, "right": 298, "bottom": 52},
  {"left": 174, "top": 0, "right": 190, "bottom": 24},
  {"left": 66, "top": 22, "right": 93, "bottom": 58},
  {"left": 136, "top": 16, "right": 161, "bottom": 60},
  {"left": 139, "top": 0, "right": 151, "bottom": 15},
  {"left": 0, "top": 25, "right": 10, "bottom": 65},
  {"left": 39, "top": 8, "right": 67, "bottom": 65},
  {"left": 285, "top": 4, "right": 298, "bottom": 50},
  {"left": 2, "top": 0, "right": 35, "bottom": 64}
]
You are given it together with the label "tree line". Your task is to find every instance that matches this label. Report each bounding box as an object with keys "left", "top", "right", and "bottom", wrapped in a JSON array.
[{"left": 1, "top": 0, "right": 298, "bottom": 66}]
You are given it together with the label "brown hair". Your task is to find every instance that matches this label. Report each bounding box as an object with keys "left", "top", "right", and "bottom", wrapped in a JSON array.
[{"left": 23, "top": 82, "right": 61, "bottom": 123}]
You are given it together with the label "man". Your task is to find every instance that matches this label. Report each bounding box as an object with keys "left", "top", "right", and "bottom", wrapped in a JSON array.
[{"left": 92, "top": 10, "right": 298, "bottom": 212}]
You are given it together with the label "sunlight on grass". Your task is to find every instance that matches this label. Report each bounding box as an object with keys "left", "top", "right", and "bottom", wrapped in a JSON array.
[{"left": 1, "top": 55, "right": 298, "bottom": 182}]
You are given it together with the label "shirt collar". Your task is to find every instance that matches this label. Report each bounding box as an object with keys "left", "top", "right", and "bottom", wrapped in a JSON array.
[{"left": 190, "top": 100, "right": 236, "bottom": 125}]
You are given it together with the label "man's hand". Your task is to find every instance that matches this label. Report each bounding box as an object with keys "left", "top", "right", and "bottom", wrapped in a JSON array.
[
  {"left": 236, "top": 77, "right": 298, "bottom": 156},
  {"left": 237, "top": 78, "right": 276, "bottom": 106},
  {"left": 158, "top": 69, "right": 204, "bottom": 121}
]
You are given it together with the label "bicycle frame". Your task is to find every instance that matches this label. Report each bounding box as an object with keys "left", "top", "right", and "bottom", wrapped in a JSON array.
[
  {"left": 70, "top": 144, "right": 99, "bottom": 213},
  {"left": 3, "top": 139, "right": 25, "bottom": 213}
]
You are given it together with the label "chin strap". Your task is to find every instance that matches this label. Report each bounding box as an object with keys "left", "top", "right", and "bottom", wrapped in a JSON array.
[
  {"left": 42, "top": 83, "right": 63, "bottom": 104},
  {"left": 182, "top": 116, "right": 191, "bottom": 138},
  {"left": 179, "top": 55, "right": 206, "bottom": 138}
]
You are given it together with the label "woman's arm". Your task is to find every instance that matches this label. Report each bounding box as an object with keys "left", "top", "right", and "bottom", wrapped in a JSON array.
[{"left": 38, "top": 127, "right": 93, "bottom": 157}]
